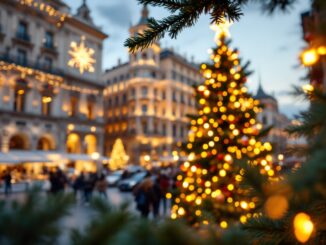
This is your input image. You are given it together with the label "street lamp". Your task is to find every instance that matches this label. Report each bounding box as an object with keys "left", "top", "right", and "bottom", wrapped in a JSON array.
[{"left": 91, "top": 152, "right": 101, "bottom": 173}]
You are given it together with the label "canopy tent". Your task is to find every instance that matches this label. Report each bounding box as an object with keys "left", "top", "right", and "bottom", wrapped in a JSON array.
[{"left": 0, "top": 151, "right": 110, "bottom": 164}]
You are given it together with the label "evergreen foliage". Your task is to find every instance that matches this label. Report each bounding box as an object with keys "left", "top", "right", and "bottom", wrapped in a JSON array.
[
  {"left": 125, "top": 0, "right": 301, "bottom": 52},
  {"left": 109, "top": 138, "right": 129, "bottom": 170},
  {"left": 0, "top": 190, "right": 74, "bottom": 245},
  {"left": 170, "top": 34, "right": 281, "bottom": 227}
]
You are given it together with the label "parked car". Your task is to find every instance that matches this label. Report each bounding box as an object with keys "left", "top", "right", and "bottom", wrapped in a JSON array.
[
  {"left": 106, "top": 170, "right": 123, "bottom": 186},
  {"left": 125, "top": 165, "right": 145, "bottom": 174},
  {"left": 118, "top": 171, "right": 147, "bottom": 192}
]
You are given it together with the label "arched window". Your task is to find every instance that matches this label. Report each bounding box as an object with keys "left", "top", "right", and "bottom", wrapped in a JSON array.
[
  {"left": 9, "top": 134, "right": 29, "bottom": 150},
  {"left": 70, "top": 95, "right": 79, "bottom": 117},
  {"left": 37, "top": 136, "right": 55, "bottom": 151},
  {"left": 14, "top": 79, "right": 28, "bottom": 112},
  {"left": 66, "top": 133, "right": 81, "bottom": 153},
  {"left": 87, "top": 95, "right": 96, "bottom": 120},
  {"left": 84, "top": 134, "right": 97, "bottom": 154}
]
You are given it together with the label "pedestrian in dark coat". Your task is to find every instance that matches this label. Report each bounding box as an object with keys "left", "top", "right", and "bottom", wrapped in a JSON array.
[
  {"left": 3, "top": 171, "right": 12, "bottom": 196},
  {"left": 133, "top": 174, "right": 153, "bottom": 218}
]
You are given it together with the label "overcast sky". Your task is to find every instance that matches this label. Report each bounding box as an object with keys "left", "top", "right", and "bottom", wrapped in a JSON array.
[{"left": 68, "top": 0, "right": 311, "bottom": 118}]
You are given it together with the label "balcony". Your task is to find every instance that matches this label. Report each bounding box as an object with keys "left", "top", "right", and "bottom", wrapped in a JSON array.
[
  {"left": 12, "top": 32, "right": 33, "bottom": 48},
  {"left": 0, "top": 53, "right": 63, "bottom": 76},
  {"left": 41, "top": 43, "right": 58, "bottom": 56}
]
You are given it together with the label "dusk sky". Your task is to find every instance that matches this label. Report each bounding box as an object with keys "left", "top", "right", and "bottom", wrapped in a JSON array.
[{"left": 68, "top": 0, "right": 311, "bottom": 118}]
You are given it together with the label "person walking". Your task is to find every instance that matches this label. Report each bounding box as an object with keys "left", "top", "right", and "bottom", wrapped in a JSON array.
[
  {"left": 133, "top": 173, "right": 153, "bottom": 218},
  {"left": 152, "top": 176, "right": 162, "bottom": 218},
  {"left": 3, "top": 171, "right": 12, "bottom": 196},
  {"left": 73, "top": 172, "right": 85, "bottom": 199},
  {"left": 159, "top": 173, "right": 170, "bottom": 215},
  {"left": 96, "top": 174, "right": 108, "bottom": 199},
  {"left": 83, "top": 172, "right": 95, "bottom": 204}
]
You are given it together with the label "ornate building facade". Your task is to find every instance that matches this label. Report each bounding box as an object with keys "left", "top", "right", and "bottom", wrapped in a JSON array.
[
  {"left": 0, "top": 0, "right": 107, "bottom": 171},
  {"left": 255, "top": 82, "right": 290, "bottom": 155},
  {"left": 103, "top": 7, "right": 201, "bottom": 165}
]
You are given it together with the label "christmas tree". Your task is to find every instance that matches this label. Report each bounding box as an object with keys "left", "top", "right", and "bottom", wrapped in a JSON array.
[
  {"left": 109, "top": 138, "right": 129, "bottom": 170},
  {"left": 171, "top": 20, "right": 281, "bottom": 227}
]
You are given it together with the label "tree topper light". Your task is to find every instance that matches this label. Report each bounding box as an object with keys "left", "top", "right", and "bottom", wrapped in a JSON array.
[
  {"left": 210, "top": 17, "right": 233, "bottom": 43},
  {"left": 68, "top": 36, "right": 95, "bottom": 74}
]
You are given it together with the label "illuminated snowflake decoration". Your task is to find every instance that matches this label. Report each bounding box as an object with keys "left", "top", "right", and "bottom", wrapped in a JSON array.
[
  {"left": 68, "top": 36, "right": 95, "bottom": 74},
  {"left": 210, "top": 17, "right": 233, "bottom": 43}
]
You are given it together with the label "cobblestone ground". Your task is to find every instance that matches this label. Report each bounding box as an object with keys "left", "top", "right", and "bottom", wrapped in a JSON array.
[{"left": 0, "top": 184, "right": 170, "bottom": 244}]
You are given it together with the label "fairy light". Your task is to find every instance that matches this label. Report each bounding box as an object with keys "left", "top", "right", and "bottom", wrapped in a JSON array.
[
  {"left": 171, "top": 20, "right": 281, "bottom": 227},
  {"left": 0, "top": 61, "right": 100, "bottom": 96},
  {"left": 18, "top": 0, "right": 69, "bottom": 27}
]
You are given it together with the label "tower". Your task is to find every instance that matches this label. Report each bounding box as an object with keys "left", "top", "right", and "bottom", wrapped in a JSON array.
[
  {"left": 129, "top": 5, "right": 161, "bottom": 78},
  {"left": 75, "top": 0, "right": 94, "bottom": 24}
]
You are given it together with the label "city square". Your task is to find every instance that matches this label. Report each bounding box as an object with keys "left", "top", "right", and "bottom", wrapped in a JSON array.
[{"left": 0, "top": 0, "right": 325, "bottom": 244}]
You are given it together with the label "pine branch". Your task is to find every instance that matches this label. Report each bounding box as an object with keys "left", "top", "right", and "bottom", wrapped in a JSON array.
[
  {"left": 125, "top": 0, "right": 300, "bottom": 51},
  {"left": 242, "top": 216, "right": 293, "bottom": 245}
]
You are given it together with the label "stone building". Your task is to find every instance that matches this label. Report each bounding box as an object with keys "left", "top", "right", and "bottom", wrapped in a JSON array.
[
  {"left": 255, "top": 82, "right": 290, "bottom": 155},
  {"left": 0, "top": 0, "right": 107, "bottom": 173},
  {"left": 103, "top": 6, "right": 201, "bottom": 165}
]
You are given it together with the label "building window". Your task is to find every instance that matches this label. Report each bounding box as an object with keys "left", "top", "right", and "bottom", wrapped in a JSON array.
[
  {"left": 154, "top": 123, "right": 158, "bottom": 134},
  {"left": 17, "top": 49, "right": 27, "bottom": 66},
  {"left": 44, "top": 57, "right": 53, "bottom": 71},
  {"left": 141, "top": 86, "right": 148, "bottom": 97},
  {"left": 41, "top": 96, "right": 52, "bottom": 116},
  {"left": 262, "top": 115, "right": 267, "bottom": 125},
  {"left": 142, "top": 52, "right": 147, "bottom": 60},
  {"left": 131, "top": 88, "right": 136, "bottom": 97},
  {"left": 45, "top": 31, "right": 54, "bottom": 48},
  {"left": 180, "top": 126, "right": 184, "bottom": 138},
  {"left": 162, "top": 124, "right": 166, "bottom": 136},
  {"left": 162, "top": 91, "right": 166, "bottom": 100},
  {"left": 70, "top": 96, "right": 79, "bottom": 117},
  {"left": 122, "top": 93, "right": 127, "bottom": 103},
  {"left": 87, "top": 100, "right": 95, "bottom": 120},
  {"left": 173, "top": 124, "right": 177, "bottom": 137},
  {"left": 142, "top": 104, "right": 147, "bottom": 114},
  {"left": 172, "top": 91, "right": 177, "bottom": 102},
  {"left": 142, "top": 121, "right": 148, "bottom": 134},
  {"left": 14, "top": 88, "right": 26, "bottom": 112},
  {"left": 17, "top": 21, "right": 28, "bottom": 40},
  {"left": 172, "top": 71, "right": 177, "bottom": 80},
  {"left": 180, "top": 93, "right": 184, "bottom": 103}
]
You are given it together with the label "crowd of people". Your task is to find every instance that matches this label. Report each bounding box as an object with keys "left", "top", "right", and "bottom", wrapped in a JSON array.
[
  {"left": 1, "top": 166, "right": 176, "bottom": 219},
  {"left": 48, "top": 168, "right": 108, "bottom": 205},
  {"left": 133, "top": 172, "right": 171, "bottom": 218}
]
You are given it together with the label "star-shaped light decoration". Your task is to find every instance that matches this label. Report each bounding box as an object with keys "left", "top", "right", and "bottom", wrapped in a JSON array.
[
  {"left": 68, "top": 36, "right": 96, "bottom": 74},
  {"left": 210, "top": 17, "right": 233, "bottom": 44}
]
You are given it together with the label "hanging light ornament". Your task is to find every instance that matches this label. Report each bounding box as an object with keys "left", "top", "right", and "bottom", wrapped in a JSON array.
[
  {"left": 293, "top": 212, "right": 314, "bottom": 243},
  {"left": 68, "top": 36, "right": 96, "bottom": 74}
]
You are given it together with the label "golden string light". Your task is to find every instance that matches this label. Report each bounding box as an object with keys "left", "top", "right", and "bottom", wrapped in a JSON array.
[
  {"left": 0, "top": 61, "right": 100, "bottom": 96},
  {"left": 293, "top": 213, "right": 314, "bottom": 243},
  {"left": 18, "top": 0, "right": 69, "bottom": 28},
  {"left": 171, "top": 23, "right": 282, "bottom": 226},
  {"left": 68, "top": 36, "right": 96, "bottom": 74}
]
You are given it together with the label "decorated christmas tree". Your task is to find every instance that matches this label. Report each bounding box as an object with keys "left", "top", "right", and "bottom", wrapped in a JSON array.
[
  {"left": 109, "top": 138, "right": 129, "bottom": 170},
  {"left": 171, "top": 20, "right": 281, "bottom": 227}
]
